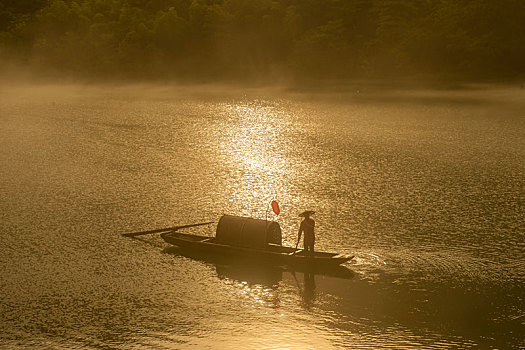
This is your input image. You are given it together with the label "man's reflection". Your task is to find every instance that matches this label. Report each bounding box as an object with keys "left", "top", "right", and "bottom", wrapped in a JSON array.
[
  {"left": 292, "top": 271, "right": 317, "bottom": 308},
  {"left": 303, "top": 271, "right": 317, "bottom": 307}
]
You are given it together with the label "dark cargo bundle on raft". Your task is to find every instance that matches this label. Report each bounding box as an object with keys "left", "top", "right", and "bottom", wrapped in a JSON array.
[{"left": 215, "top": 215, "right": 282, "bottom": 248}]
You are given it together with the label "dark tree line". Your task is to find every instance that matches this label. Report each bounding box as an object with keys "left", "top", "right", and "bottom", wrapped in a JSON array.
[{"left": 1, "top": 0, "right": 524, "bottom": 81}]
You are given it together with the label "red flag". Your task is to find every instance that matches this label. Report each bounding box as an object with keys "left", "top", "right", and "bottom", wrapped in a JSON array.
[{"left": 271, "top": 200, "right": 280, "bottom": 215}]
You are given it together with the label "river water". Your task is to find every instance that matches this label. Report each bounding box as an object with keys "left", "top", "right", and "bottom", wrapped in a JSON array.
[{"left": 1, "top": 83, "right": 524, "bottom": 349}]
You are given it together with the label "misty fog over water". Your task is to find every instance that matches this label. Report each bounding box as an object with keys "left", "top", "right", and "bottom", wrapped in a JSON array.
[{"left": 1, "top": 83, "right": 524, "bottom": 349}]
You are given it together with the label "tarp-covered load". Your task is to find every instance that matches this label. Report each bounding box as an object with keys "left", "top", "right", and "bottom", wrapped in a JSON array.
[{"left": 215, "top": 215, "right": 282, "bottom": 249}]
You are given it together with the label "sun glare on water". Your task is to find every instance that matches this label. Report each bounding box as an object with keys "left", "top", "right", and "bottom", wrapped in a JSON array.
[{"left": 215, "top": 101, "right": 297, "bottom": 222}]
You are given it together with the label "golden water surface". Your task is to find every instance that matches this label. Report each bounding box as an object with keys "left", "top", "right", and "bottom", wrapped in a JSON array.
[{"left": 1, "top": 84, "right": 524, "bottom": 349}]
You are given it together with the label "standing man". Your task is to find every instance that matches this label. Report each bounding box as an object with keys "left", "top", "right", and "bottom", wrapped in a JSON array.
[{"left": 297, "top": 210, "right": 316, "bottom": 255}]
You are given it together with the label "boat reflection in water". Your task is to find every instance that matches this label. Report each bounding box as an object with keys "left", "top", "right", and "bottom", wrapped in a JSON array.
[
  {"left": 163, "top": 244, "right": 354, "bottom": 281},
  {"left": 162, "top": 244, "right": 354, "bottom": 310}
]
